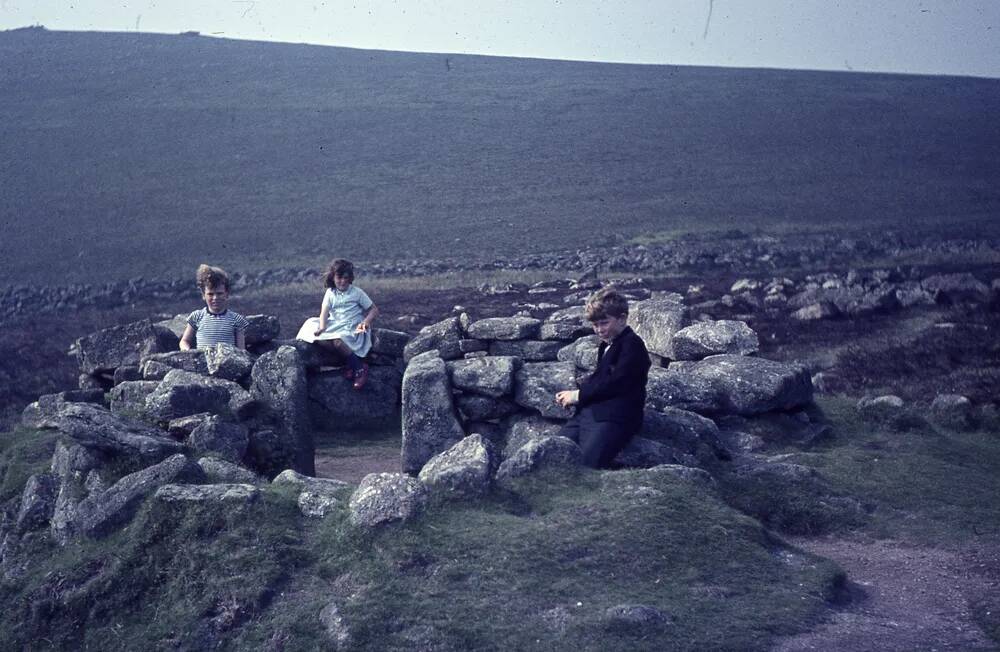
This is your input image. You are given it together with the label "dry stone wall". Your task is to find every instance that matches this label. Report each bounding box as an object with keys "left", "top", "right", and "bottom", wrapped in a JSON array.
[{"left": 399, "top": 293, "right": 816, "bottom": 484}]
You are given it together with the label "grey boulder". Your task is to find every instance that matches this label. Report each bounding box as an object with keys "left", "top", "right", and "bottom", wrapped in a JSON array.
[
  {"left": 513, "top": 362, "right": 577, "bottom": 419},
  {"left": 21, "top": 390, "right": 106, "bottom": 429},
  {"left": 628, "top": 294, "right": 688, "bottom": 359},
  {"left": 145, "top": 369, "right": 256, "bottom": 421},
  {"left": 418, "top": 434, "right": 495, "bottom": 497},
  {"left": 189, "top": 416, "right": 249, "bottom": 463},
  {"left": 540, "top": 306, "right": 593, "bottom": 341},
  {"left": 197, "top": 457, "right": 260, "bottom": 484},
  {"left": 455, "top": 394, "right": 521, "bottom": 422},
  {"left": 670, "top": 320, "right": 759, "bottom": 360},
  {"left": 349, "top": 473, "right": 429, "bottom": 527},
  {"left": 488, "top": 340, "right": 564, "bottom": 361},
  {"left": 557, "top": 335, "right": 600, "bottom": 372},
  {"left": 447, "top": 356, "right": 519, "bottom": 397},
  {"left": 922, "top": 273, "right": 991, "bottom": 304},
  {"left": 403, "top": 316, "right": 464, "bottom": 362},
  {"left": 371, "top": 328, "right": 412, "bottom": 357},
  {"left": 16, "top": 472, "right": 59, "bottom": 532},
  {"left": 74, "top": 454, "right": 204, "bottom": 537},
  {"left": 154, "top": 483, "right": 260, "bottom": 504},
  {"left": 649, "top": 355, "right": 813, "bottom": 416},
  {"left": 466, "top": 316, "right": 541, "bottom": 341},
  {"left": 35, "top": 402, "right": 184, "bottom": 461},
  {"left": 929, "top": 394, "right": 976, "bottom": 431},
  {"left": 141, "top": 350, "right": 208, "bottom": 380},
  {"left": 108, "top": 381, "right": 160, "bottom": 418},
  {"left": 495, "top": 435, "right": 581, "bottom": 483},
  {"left": 244, "top": 314, "right": 281, "bottom": 345},
  {"left": 205, "top": 344, "right": 255, "bottom": 383},
  {"left": 74, "top": 319, "right": 178, "bottom": 375},
  {"left": 501, "top": 414, "right": 565, "bottom": 460}
]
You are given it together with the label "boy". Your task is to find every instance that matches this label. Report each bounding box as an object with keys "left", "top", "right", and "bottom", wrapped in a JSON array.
[
  {"left": 555, "top": 287, "right": 651, "bottom": 468},
  {"left": 179, "top": 264, "right": 249, "bottom": 350}
]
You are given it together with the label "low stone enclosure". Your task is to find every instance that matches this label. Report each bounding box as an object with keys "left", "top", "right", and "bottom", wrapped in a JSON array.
[{"left": 8, "top": 282, "right": 987, "bottom": 543}]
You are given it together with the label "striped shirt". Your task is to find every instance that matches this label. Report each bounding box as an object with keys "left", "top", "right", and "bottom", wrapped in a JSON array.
[{"left": 187, "top": 308, "right": 250, "bottom": 350}]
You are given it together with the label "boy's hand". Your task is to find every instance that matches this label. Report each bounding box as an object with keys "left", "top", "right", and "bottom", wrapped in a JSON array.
[
  {"left": 555, "top": 390, "right": 579, "bottom": 408},
  {"left": 354, "top": 322, "right": 369, "bottom": 334},
  {"left": 314, "top": 328, "right": 324, "bottom": 337}
]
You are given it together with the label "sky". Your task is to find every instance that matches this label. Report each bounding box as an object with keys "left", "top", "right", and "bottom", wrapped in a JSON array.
[{"left": 1, "top": 0, "right": 999, "bottom": 78}]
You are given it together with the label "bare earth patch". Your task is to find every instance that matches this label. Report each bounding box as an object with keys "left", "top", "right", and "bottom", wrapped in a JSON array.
[
  {"left": 314, "top": 446, "right": 400, "bottom": 485},
  {"left": 775, "top": 536, "right": 1000, "bottom": 651}
]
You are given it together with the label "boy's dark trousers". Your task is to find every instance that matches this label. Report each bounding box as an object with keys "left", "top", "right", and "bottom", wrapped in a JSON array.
[{"left": 558, "top": 407, "right": 636, "bottom": 469}]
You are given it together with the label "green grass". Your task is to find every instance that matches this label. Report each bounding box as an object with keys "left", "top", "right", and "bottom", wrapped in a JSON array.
[
  {"left": 0, "top": 468, "right": 842, "bottom": 651},
  {"left": 3, "top": 394, "right": 999, "bottom": 648},
  {"left": 742, "top": 396, "right": 1000, "bottom": 545},
  {"left": 0, "top": 427, "right": 60, "bottom": 503}
]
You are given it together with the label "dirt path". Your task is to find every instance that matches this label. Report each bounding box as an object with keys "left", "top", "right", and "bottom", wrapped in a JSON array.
[
  {"left": 774, "top": 536, "right": 999, "bottom": 651},
  {"left": 314, "top": 446, "right": 400, "bottom": 484}
]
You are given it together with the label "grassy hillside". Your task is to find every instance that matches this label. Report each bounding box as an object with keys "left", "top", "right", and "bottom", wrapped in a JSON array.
[
  {"left": 2, "top": 27, "right": 998, "bottom": 285},
  {"left": 3, "top": 395, "right": 1000, "bottom": 649}
]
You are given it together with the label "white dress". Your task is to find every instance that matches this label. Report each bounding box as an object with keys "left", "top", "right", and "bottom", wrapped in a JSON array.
[{"left": 295, "top": 285, "right": 373, "bottom": 357}]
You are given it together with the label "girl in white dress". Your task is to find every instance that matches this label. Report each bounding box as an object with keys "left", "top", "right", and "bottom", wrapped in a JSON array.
[{"left": 296, "top": 259, "right": 379, "bottom": 389}]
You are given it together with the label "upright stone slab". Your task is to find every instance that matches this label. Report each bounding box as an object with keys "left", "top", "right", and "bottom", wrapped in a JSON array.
[
  {"left": 629, "top": 295, "right": 688, "bottom": 359},
  {"left": 401, "top": 352, "right": 466, "bottom": 474},
  {"left": 251, "top": 346, "right": 315, "bottom": 476}
]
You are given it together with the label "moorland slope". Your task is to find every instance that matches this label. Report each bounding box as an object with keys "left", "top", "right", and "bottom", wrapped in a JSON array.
[{"left": 2, "top": 27, "right": 999, "bottom": 285}]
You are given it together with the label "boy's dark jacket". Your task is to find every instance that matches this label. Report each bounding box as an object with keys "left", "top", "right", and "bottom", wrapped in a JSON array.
[{"left": 577, "top": 326, "right": 651, "bottom": 431}]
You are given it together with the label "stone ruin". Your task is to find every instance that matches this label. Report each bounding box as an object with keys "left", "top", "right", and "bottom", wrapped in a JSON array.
[
  {"left": 7, "top": 287, "right": 838, "bottom": 544},
  {"left": 10, "top": 312, "right": 410, "bottom": 544}
]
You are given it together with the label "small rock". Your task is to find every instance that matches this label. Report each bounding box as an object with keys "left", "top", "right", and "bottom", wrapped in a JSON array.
[{"left": 349, "top": 473, "right": 429, "bottom": 527}]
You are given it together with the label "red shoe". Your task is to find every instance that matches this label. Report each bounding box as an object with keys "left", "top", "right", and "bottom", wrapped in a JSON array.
[
  {"left": 352, "top": 363, "right": 369, "bottom": 390},
  {"left": 342, "top": 366, "right": 355, "bottom": 380}
]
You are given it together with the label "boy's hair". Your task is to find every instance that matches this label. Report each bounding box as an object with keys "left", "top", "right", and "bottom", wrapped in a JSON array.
[
  {"left": 585, "top": 287, "right": 629, "bottom": 321},
  {"left": 324, "top": 259, "right": 355, "bottom": 288},
  {"left": 196, "top": 264, "right": 231, "bottom": 292}
]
